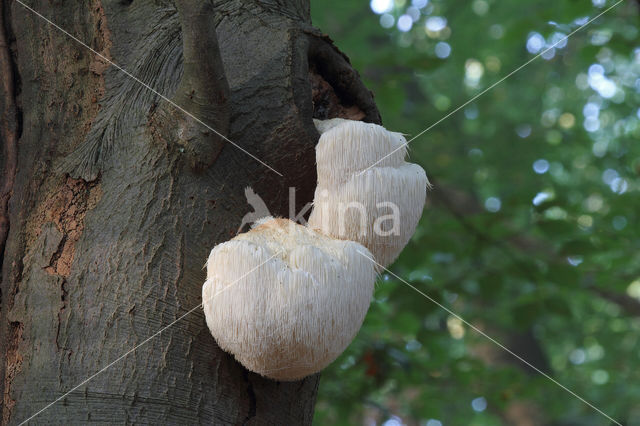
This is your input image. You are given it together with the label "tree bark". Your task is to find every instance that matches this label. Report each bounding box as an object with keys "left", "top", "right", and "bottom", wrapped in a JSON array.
[{"left": 0, "top": 0, "right": 379, "bottom": 424}]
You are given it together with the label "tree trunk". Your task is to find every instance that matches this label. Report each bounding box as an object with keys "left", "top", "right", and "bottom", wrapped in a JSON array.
[{"left": 0, "top": 0, "right": 379, "bottom": 424}]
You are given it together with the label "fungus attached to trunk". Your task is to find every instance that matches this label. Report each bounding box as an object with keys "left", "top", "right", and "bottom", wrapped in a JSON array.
[
  {"left": 202, "top": 217, "right": 376, "bottom": 381},
  {"left": 309, "top": 118, "right": 428, "bottom": 267}
]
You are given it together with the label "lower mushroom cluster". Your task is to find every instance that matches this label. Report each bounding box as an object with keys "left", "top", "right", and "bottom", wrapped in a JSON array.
[
  {"left": 202, "top": 119, "right": 428, "bottom": 380},
  {"left": 203, "top": 218, "right": 375, "bottom": 381}
]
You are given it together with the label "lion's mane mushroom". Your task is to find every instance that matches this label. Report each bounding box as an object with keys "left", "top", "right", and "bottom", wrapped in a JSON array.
[
  {"left": 202, "top": 217, "right": 376, "bottom": 381},
  {"left": 309, "top": 118, "right": 428, "bottom": 267}
]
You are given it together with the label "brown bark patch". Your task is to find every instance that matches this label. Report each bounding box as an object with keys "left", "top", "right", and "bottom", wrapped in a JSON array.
[
  {"left": 309, "top": 65, "right": 365, "bottom": 121},
  {"left": 83, "top": 0, "right": 112, "bottom": 136},
  {"left": 2, "top": 321, "right": 23, "bottom": 426},
  {"left": 27, "top": 177, "right": 102, "bottom": 277},
  {"left": 36, "top": 0, "right": 113, "bottom": 156},
  {"left": 88, "top": 0, "right": 113, "bottom": 76}
]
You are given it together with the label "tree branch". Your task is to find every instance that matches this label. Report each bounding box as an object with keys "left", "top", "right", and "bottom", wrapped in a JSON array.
[
  {"left": 591, "top": 288, "right": 640, "bottom": 316},
  {"left": 431, "top": 180, "right": 640, "bottom": 317},
  {"left": 150, "top": 0, "right": 230, "bottom": 170}
]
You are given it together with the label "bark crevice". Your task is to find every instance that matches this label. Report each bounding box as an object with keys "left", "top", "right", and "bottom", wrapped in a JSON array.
[
  {"left": 0, "top": 0, "right": 20, "bottom": 269},
  {"left": 242, "top": 370, "right": 257, "bottom": 425},
  {"left": 0, "top": 1, "right": 21, "bottom": 422},
  {"left": 2, "top": 321, "right": 22, "bottom": 426}
]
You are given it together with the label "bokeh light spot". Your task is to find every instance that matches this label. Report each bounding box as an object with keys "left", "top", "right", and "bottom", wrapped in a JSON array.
[{"left": 471, "top": 397, "right": 487, "bottom": 412}]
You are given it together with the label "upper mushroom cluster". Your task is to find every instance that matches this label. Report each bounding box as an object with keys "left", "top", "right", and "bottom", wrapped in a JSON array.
[
  {"left": 309, "top": 118, "right": 428, "bottom": 268},
  {"left": 202, "top": 119, "right": 428, "bottom": 380}
]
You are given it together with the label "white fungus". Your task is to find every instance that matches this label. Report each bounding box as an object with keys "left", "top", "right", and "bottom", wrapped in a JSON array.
[
  {"left": 202, "top": 217, "right": 376, "bottom": 381},
  {"left": 309, "top": 118, "right": 428, "bottom": 267},
  {"left": 202, "top": 119, "right": 429, "bottom": 380}
]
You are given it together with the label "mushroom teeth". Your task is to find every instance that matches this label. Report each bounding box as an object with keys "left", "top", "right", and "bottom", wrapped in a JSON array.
[
  {"left": 309, "top": 118, "right": 428, "bottom": 267},
  {"left": 202, "top": 217, "right": 376, "bottom": 381}
]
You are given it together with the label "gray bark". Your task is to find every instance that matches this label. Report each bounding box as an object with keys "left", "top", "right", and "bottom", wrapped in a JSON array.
[{"left": 0, "top": 0, "right": 379, "bottom": 424}]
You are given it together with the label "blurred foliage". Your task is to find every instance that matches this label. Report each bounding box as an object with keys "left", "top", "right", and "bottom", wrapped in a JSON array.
[{"left": 311, "top": 0, "right": 640, "bottom": 424}]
